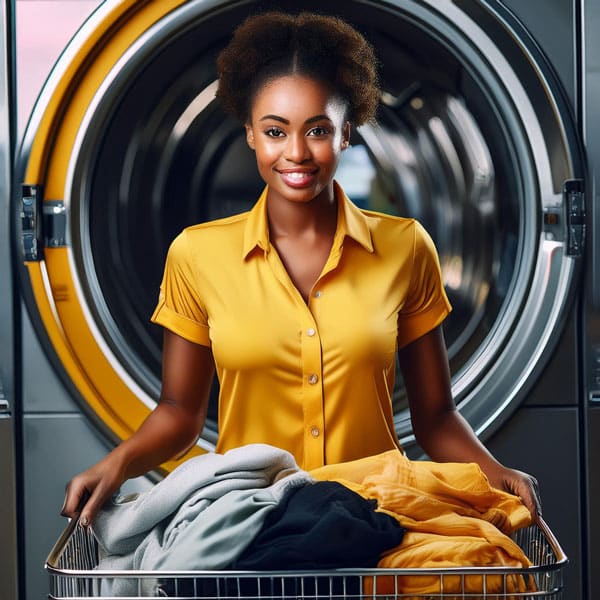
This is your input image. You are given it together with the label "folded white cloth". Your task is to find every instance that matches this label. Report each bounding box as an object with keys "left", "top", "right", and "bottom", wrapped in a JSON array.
[{"left": 93, "top": 444, "right": 313, "bottom": 596}]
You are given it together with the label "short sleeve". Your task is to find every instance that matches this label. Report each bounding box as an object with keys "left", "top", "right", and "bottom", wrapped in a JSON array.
[
  {"left": 396, "top": 221, "right": 452, "bottom": 348},
  {"left": 150, "top": 230, "right": 211, "bottom": 346}
]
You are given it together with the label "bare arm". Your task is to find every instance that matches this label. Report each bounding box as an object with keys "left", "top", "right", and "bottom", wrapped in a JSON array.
[
  {"left": 398, "top": 325, "right": 541, "bottom": 517},
  {"left": 61, "top": 330, "right": 215, "bottom": 524}
]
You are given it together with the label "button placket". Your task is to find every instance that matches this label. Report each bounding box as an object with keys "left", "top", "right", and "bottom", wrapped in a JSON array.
[{"left": 300, "top": 310, "right": 324, "bottom": 468}]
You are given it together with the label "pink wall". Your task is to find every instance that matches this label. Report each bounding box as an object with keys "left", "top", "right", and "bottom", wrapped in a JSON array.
[{"left": 16, "top": 0, "right": 102, "bottom": 135}]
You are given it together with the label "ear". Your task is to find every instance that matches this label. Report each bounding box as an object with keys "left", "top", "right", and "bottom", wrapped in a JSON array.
[
  {"left": 341, "top": 121, "right": 351, "bottom": 150},
  {"left": 245, "top": 123, "right": 255, "bottom": 150}
]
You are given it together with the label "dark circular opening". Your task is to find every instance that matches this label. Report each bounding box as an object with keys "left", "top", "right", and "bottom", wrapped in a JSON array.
[{"left": 78, "top": 1, "right": 522, "bottom": 434}]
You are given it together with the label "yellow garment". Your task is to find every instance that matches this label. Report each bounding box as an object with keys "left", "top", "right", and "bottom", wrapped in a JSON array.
[
  {"left": 151, "top": 182, "right": 451, "bottom": 470},
  {"left": 310, "top": 450, "right": 534, "bottom": 596}
]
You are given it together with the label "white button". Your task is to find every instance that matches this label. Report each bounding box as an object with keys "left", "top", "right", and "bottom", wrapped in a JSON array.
[
  {"left": 307, "top": 328, "right": 316, "bottom": 337},
  {"left": 314, "top": 290, "right": 322, "bottom": 298},
  {"left": 310, "top": 426, "right": 320, "bottom": 437},
  {"left": 308, "top": 374, "right": 319, "bottom": 385}
]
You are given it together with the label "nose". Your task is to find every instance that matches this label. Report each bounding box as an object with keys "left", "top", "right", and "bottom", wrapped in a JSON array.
[{"left": 284, "top": 133, "right": 310, "bottom": 163}]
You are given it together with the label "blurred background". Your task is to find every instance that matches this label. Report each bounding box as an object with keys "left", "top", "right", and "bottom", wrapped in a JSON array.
[{"left": 1, "top": 1, "right": 599, "bottom": 598}]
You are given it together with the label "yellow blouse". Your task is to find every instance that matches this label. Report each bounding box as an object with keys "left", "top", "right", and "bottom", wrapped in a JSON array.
[{"left": 151, "top": 182, "right": 451, "bottom": 469}]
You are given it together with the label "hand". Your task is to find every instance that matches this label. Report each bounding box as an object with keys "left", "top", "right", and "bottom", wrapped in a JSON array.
[
  {"left": 60, "top": 453, "right": 127, "bottom": 526},
  {"left": 493, "top": 466, "right": 542, "bottom": 519}
]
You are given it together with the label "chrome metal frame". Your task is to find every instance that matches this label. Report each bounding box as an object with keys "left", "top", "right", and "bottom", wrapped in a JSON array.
[
  {"left": 582, "top": 0, "right": 600, "bottom": 597},
  {"left": 45, "top": 515, "right": 567, "bottom": 599},
  {"left": 0, "top": 0, "right": 18, "bottom": 598}
]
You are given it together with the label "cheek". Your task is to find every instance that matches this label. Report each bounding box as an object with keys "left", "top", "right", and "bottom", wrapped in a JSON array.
[
  {"left": 314, "top": 145, "right": 341, "bottom": 169},
  {"left": 253, "top": 141, "right": 279, "bottom": 167}
]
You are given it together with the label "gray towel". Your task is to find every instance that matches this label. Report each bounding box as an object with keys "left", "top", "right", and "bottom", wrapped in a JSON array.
[{"left": 93, "top": 444, "right": 313, "bottom": 596}]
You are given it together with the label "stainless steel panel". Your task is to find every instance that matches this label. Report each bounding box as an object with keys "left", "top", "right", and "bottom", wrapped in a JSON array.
[
  {"left": 1, "top": 1, "right": 18, "bottom": 598},
  {"left": 524, "top": 312, "right": 578, "bottom": 407},
  {"left": 23, "top": 414, "right": 153, "bottom": 600},
  {"left": 583, "top": 0, "right": 600, "bottom": 310},
  {"left": 487, "top": 405, "right": 582, "bottom": 600},
  {"left": 1, "top": 0, "right": 14, "bottom": 401},
  {"left": 21, "top": 309, "right": 81, "bottom": 413},
  {"left": 0, "top": 405, "right": 19, "bottom": 600},
  {"left": 587, "top": 407, "right": 600, "bottom": 600},
  {"left": 500, "top": 0, "right": 576, "bottom": 106},
  {"left": 583, "top": 0, "right": 600, "bottom": 598}
]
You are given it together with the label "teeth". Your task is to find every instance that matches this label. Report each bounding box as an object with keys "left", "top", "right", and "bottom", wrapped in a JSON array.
[{"left": 286, "top": 172, "right": 310, "bottom": 180}]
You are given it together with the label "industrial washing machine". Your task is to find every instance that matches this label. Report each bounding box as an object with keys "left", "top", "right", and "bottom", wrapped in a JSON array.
[{"left": 1, "top": 1, "right": 599, "bottom": 598}]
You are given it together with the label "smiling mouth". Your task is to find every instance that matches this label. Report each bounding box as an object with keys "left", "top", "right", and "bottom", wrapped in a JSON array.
[
  {"left": 286, "top": 172, "right": 313, "bottom": 180},
  {"left": 278, "top": 170, "right": 317, "bottom": 187}
]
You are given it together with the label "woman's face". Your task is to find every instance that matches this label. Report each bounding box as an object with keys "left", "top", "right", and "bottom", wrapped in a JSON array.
[{"left": 245, "top": 75, "right": 351, "bottom": 205}]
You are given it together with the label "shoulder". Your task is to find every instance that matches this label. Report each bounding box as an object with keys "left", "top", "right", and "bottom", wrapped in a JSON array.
[
  {"left": 165, "top": 212, "right": 249, "bottom": 272},
  {"left": 183, "top": 211, "right": 249, "bottom": 237},
  {"left": 365, "top": 210, "right": 435, "bottom": 244},
  {"left": 356, "top": 210, "right": 441, "bottom": 267},
  {"left": 360, "top": 208, "right": 415, "bottom": 232},
  {"left": 173, "top": 211, "right": 249, "bottom": 249},
  {"left": 357, "top": 209, "right": 421, "bottom": 248}
]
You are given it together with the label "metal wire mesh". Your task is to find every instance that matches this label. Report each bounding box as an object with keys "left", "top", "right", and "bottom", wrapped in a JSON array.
[{"left": 46, "top": 517, "right": 566, "bottom": 599}]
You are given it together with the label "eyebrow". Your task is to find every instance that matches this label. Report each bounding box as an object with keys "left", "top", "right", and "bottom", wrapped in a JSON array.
[{"left": 258, "top": 114, "right": 332, "bottom": 124}]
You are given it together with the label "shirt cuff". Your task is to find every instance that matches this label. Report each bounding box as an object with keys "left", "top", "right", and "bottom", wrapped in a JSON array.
[
  {"left": 397, "top": 299, "right": 452, "bottom": 349},
  {"left": 150, "top": 301, "right": 211, "bottom": 346}
]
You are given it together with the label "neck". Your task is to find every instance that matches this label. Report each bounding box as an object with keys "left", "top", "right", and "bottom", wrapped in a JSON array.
[{"left": 266, "top": 185, "right": 337, "bottom": 239}]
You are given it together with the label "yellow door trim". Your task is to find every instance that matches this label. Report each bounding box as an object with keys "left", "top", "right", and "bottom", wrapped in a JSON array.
[{"left": 23, "top": 0, "right": 205, "bottom": 470}]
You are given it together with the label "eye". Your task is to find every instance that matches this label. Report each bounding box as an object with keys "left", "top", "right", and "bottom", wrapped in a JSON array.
[
  {"left": 308, "top": 126, "right": 332, "bottom": 137},
  {"left": 265, "top": 127, "right": 285, "bottom": 138}
]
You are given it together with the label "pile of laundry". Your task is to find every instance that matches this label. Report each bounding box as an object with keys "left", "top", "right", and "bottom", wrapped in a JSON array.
[{"left": 92, "top": 444, "right": 534, "bottom": 597}]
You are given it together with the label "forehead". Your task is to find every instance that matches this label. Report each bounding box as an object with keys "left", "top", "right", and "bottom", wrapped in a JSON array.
[{"left": 250, "top": 75, "right": 347, "bottom": 120}]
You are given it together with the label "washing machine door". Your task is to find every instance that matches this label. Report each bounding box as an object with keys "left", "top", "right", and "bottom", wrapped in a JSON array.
[{"left": 16, "top": 0, "right": 584, "bottom": 465}]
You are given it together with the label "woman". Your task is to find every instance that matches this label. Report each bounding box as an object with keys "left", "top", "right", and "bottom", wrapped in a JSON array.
[{"left": 62, "top": 11, "right": 541, "bottom": 527}]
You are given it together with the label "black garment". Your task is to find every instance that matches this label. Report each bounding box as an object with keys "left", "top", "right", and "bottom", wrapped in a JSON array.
[
  {"left": 231, "top": 480, "right": 405, "bottom": 570},
  {"left": 158, "top": 482, "right": 404, "bottom": 597}
]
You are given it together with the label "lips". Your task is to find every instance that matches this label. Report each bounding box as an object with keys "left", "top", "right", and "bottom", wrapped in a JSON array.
[{"left": 277, "top": 169, "right": 317, "bottom": 188}]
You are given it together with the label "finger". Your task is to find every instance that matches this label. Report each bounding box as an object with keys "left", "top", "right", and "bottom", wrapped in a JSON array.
[
  {"left": 529, "top": 476, "right": 543, "bottom": 517},
  {"left": 60, "top": 482, "right": 90, "bottom": 518},
  {"left": 79, "top": 483, "right": 113, "bottom": 527},
  {"left": 518, "top": 477, "right": 542, "bottom": 518}
]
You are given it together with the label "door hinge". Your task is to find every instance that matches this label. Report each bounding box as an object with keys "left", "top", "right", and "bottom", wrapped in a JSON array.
[
  {"left": 21, "top": 184, "right": 43, "bottom": 261},
  {"left": 564, "top": 178, "right": 585, "bottom": 257},
  {"left": 21, "top": 184, "right": 66, "bottom": 261}
]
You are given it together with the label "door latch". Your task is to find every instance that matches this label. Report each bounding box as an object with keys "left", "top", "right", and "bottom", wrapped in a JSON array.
[{"left": 564, "top": 178, "right": 585, "bottom": 257}]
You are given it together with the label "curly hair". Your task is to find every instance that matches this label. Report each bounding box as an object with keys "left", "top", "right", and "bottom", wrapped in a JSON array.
[{"left": 216, "top": 11, "right": 380, "bottom": 125}]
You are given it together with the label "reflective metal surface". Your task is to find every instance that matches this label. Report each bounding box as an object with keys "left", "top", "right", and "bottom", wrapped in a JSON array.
[
  {"left": 0, "top": 1, "right": 19, "bottom": 597},
  {"left": 583, "top": 0, "right": 600, "bottom": 597}
]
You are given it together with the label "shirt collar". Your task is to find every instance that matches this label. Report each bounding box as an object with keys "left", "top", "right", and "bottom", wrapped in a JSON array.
[
  {"left": 242, "top": 186, "right": 271, "bottom": 258},
  {"left": 334, "top": 181, "right": 374, "bottom": 253},
  {"left": 242, "top": 181, "right": 374, "bottom": 259}
]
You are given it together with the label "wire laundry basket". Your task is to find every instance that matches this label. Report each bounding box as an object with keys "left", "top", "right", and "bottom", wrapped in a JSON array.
[{"left": 46, "top": 516, "right": 567, "bottom": 599}]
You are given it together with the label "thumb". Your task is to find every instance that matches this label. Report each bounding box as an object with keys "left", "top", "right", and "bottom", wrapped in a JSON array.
[
  {"left": 522, "top": 478, "right": 542, "bottom": 518},
  {"left": 61, "top": 483, "right": 90, "bottom": 519}
]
